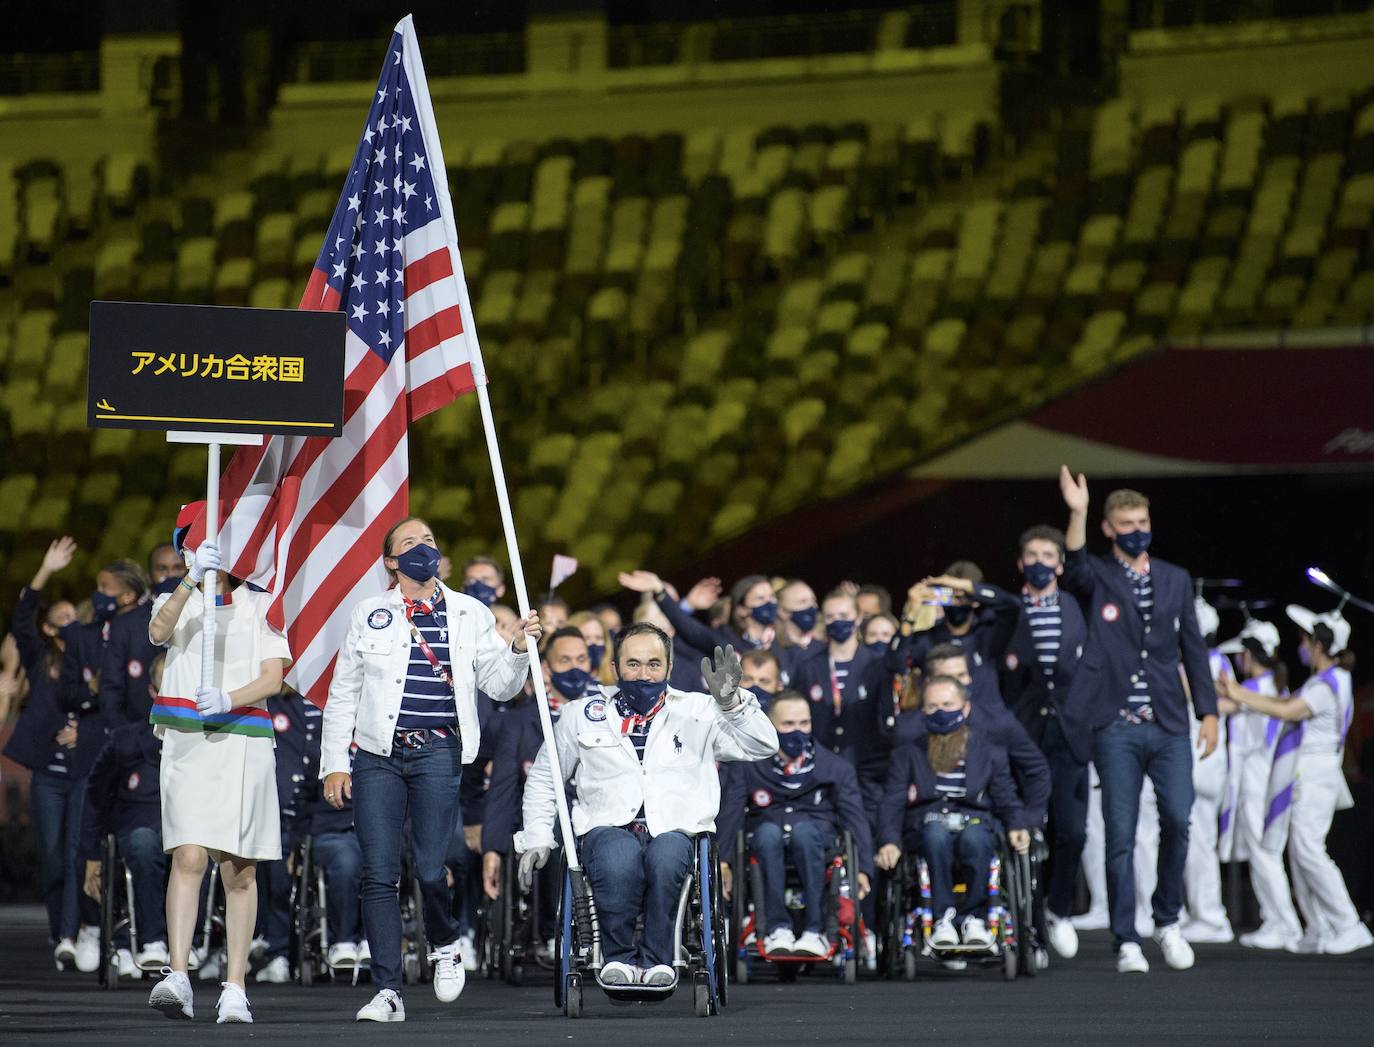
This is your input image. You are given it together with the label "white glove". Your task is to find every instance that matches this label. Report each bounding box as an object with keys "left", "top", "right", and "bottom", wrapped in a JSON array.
[
  {"left": 195, "top": 686, "right": 232, "bottom": 716},
  {"left": 518, "top": 846, "right": 551, "bottom": 891},
  {"left": 188, "top": 541, "right": 223, "bottom": 584},
  {"left": 701, "top": 644, "right": 743, "bottom": 710}
]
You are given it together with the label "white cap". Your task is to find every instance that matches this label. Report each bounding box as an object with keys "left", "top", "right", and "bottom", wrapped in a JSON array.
[
  {"left": 1285, "top": 604, "right": 1351, "bottom": 655},
  {"left": 1194, "top": 597, "right": 1220, "bottom": 640},
  {"left": 1217, "top": 618, "right": 1281, "bottom": 658}
]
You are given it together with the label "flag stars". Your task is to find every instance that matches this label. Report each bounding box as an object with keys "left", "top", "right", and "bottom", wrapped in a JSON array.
[
  {"left": 363, "top": 126, "right": 374, "bottom": 145},
  {"left": 346, "top": 193, "right": 360, "bottom": 211},
  {"left": 373, "top": 238, "right": 390, "bottom": 257},
  {"left": 351, "top": 273, "right": 365, "bottom": 292},
  {"left": 373, "top": 267, "right": 389, "bottom": 286},
  {"left": 399, "top": 115, "right": 412, "bottom": 133},
  {"left": 424, "top": 194, "right": 433, "bottom": 211},
  {"left": 392, "top": 268, "right": 404, "bottom": 284},
  {"left": 393, "top": 173, "right": 403, "bottom": 193},
  {"left": 331, "top": 259, "right": 347, "bottom": 280},
  {"left": 372, "top": 178, "right": 386, "bottom": 195},
  {"left": 401, "top": 180, "right": 417, "bottom": 201},
  {"left": 351, "top": 240, "right": 364, "bottom": 261},
  {"left": 376, "top": 298, "right": 391, "bottom": 318},
  {"left": 351, "top": 302, "right": 369, "bottom": 321},
  {"left": 372, "top": 209, "right": 386, "bottom": 227},
  {"left": 373, "top": 147, "right": 386, "bottom": 166},
  {"left": 377, "top": 87, "right": 387, "bottom": 103},
  {"left": 409, "top": 154, "right": 427, "bottom": 173},
  {"left": 394, "top": 143, "right": 404, "bottom": 163},
  {"left": 390, "top": 205, "right": 407, "bottom": 225}
]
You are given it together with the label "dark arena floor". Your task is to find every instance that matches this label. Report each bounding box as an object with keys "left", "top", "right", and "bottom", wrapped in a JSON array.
[{"left": 0, "top": 906, "right": 1369, "bottom": 1047}]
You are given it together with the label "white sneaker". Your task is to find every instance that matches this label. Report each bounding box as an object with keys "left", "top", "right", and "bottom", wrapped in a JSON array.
[
  {"left": 1116, "top": 942, "right": 1149, "bottom": 974},
  {"left": 599, "top": 960, "right": 637, "bottom": 986},
  {"left": 430, "top": 941, "right": 465, "bottom": 1003},
  {"left": 249, "top": 936, "right": 270, "bottom": 961},
  {"left": 357, "top": 988, "right": 405, "bottom": 1022},
  {"left": 863, "top": 929, "right": 877, "bottom": 972},
  {"left": 1239, "top": 924, "right": 1299, "bottom": 950},
  {"left": 137, "top": 941, "right": 170, "bottom": 969},
  {"left": 1322, "top": 923, "right": 1374, "bottom": 955},
  {"left": 941, "top": 959, "right": 967, "bottom": 970},
  {"left": 640, "top": 964, "right": 675, "bottom": 987},
  {"left": 1286, "top": 928, "right": 1325, "bottom": 954},
  {"left": 327, "top": 942, "right": 360, "bottom": 968},
  {"left": 1179, "top": 918, "right": 1233, "bottom": 944},
  {"left": 929, "top": 908, "right": 959, "bottom": 949},
  {"left": 187, "top": 944, "right": 204, "bottom": 971},
  {"left": 74, "top": 926, "right": 100, "bottom": 973},
  {"left": 762, "top": 927, "right": 796, "bottom": 957},
  {"left": 254, "top": 955, "right": 291, "bottom": 983},
  {"left": 1034, "top": 947, "right": 1050, "bottom": 971},
  {"left": 215, "top": 982, "right": 252, "bottom": 1024},
  {"left": 459, "top": 931, "right": 478, "bottom": 972},
  {"left": 148, "top": 968, "right": 194, "bottom": 1019},
  {"left": 1046, "top": 911, "right": 1079, "bottom": 959},
  {"left": 116, "top": 948, "right": 138, "bottom": 978},
  {"left": 960, "top": 917, "right": 991, "bottom": 948},
  {"left": 198, "top": 950, "right": 223, "bottom": 982},
  {"left": 793, "top": 931, "right": 830, "bottom": 957},
  {"left": 54, "top": 938, "right": 77, "bottom": 971},
  {"left": 1153, "top": 924, "right": 1194, "bottom": 970},
  {"left": 1071, "top": 908, "right": 1110, "bottom": 931},
  {"left": 358, "top": 939, "right": 372, "bottom": 965}
]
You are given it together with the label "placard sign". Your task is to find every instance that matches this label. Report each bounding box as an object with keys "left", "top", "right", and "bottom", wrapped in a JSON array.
[{"left": 87, "top": 301, "right": 346, "bottom": 437}]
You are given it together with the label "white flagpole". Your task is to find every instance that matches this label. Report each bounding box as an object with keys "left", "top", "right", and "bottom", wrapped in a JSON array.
[{"left": 201, "top": 441, "right": 220, "bottom": 690}]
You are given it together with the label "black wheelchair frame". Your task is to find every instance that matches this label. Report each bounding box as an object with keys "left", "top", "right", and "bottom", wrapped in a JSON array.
[{"left": 478, "top": 849, "right": 552, "bottom": 986}]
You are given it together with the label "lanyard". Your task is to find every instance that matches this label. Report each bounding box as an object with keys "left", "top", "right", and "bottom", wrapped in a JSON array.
[
  {"left": 404, "top": 593, "right": 454, "bottom": 695},
  {"left": 829, "top": 657, "right": 844, "bottom": 717}
]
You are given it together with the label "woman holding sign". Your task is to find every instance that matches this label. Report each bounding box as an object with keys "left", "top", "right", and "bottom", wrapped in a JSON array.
[{"left": 144, "top": 504, "right": 292, "bottom": 1024}]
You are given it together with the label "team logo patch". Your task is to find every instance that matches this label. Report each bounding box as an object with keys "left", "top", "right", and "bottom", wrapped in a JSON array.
[
  {"left": 809, "top": 684, "right": 823, "bottom": 703},
  {"left": 907, "top": 784, "right": 919, "bottom": 804},
  {"left": 857, "top": 685, "right": 868, "bottom": 700},
  {"left": 753, "top": 789, "right": 773, "bottom": 808},
  {"left": 1101, "top": 603, "right": 1120, "bottom": 623},
  {"left": 273, "top": 713, "right": 291, "bottom": 733},
  {"left": 584, "top": 698, "right": 607, "bottom": 722},
  {"left": 1005, "top": 653, "right": 1019, "bottom": 671},
  {"left": 127, "top": 659, "right": 144, "bottom": 679},
  {"left": 368, "top": 608, "right": 393, "bottom": 630},
  {"left": 127, "top": 772, "right": 141, "bottom": 791}
]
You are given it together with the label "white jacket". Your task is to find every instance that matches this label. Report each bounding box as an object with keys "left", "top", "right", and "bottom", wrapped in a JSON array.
[
  {"left": 513, "top": 685, "right": 778, "bottom": 851},
  {"left": 321, "top": 582, "right": 528, "bottom": 775}
]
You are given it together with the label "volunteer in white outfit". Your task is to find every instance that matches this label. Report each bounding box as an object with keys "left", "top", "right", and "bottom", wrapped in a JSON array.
[
  {"left": 1213, "top": 618, "right": 1301, "bottom": 949},
  {"left": 514, "top": 624, "right": 778, "bottom": 988},
  {"left": 144, "top": 512, "right": 292, "bottom": 1025},
  {"left": 320, "top": 516, "right": 539, "bottom": 1023},
  {"left": 1219, "top": 605, "right": 1373, "bottom": 955}
]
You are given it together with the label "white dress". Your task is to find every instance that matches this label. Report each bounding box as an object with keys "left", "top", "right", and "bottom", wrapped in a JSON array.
[{"left": 150, "top": 586, "right": 292, "bottom": 861}]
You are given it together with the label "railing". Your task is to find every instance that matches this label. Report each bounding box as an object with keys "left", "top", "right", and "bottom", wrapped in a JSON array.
[
  {"left": 1129, "top": 0, "right": 1373, "bottom": 30},
  {"left": 287, "top": 33, "right": 525, "bottom": 83},
  {"left": 0, "top": 51, "right": 99, "bottom": 95}
]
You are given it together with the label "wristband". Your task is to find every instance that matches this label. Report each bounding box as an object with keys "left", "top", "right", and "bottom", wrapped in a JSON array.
[{"left": 179, "top": 577, "right": 196, "bottom": 592}]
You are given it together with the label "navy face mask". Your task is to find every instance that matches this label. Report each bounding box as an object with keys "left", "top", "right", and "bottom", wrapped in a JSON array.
[
  {"left": 463, "top": 579, "right": 498, "bottom": 606},
  {"left": 750, "top": 601, "right": 779, "bottom": 626},
  {"left": 866, "top": 640, "right": 889, "bottom": 658},
  {"left": 778, "top": 729, "right": 811, "bottom": 758},
  {"left": 551, "top": 667, "right": 591, "bottom": 701},
  {"left": 618, "top": 677, "right": 667, "bottom": 715},
  {"left": 790, "top": 606, "right": 819, "bottom": 634},
  {"left": 395, "top": 543, "right": 442, "bottom": 583},
  {"left": 91, "top": 592, "right": 120, "bottom": 621},
  {"left": 826, "top": 619, "right": 856, "bottom": 644},
  {"left": 1022, "top": 561, "right": 1057, "bottom": 591},
  {"left": 926, "top": 707, "right": 966, "bottom": 734},
  {"left": 943, "top": 603, "right": 973, "bottom": 628},
  {"left": 586, "top": 642, "right": 606, "bottom": 671},
  {"left": 748, "top": 685, "right": 774, "bottom": 711},
  {"left": 1114, "top": 529, "right": 1152, "bottom": 558}
]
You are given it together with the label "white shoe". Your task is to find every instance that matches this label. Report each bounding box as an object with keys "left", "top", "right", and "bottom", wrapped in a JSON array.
[
  {"left": 941, "top": 959, "right": 967, "bottom": 970},
  {"left": 762, "top": 927, "right": 796, "bottom": 957},
  {"left": 74, "top": 926, "right": 100, "bottom": 973},
  {"left": 327, "top": 942, "right": 360, "bottom": 968},
  {"left": 1117, "top": 942, "right": 1149, "bottom": 974},
  {"left": 960, "top": 917, "right": 991, "bottom": 948},
  {"left": 254, "top": 955, "right": 290, "bottom": 983},
  {"left": 863, "top": 929, "right": 877, "bottom": 972},
  {"left": 430, "top": 941, "right": 465, "bottom": 1003},
  {"left": 115, "top": 948, "right": 137, "bottom": 978},
  {"left": 148, "top": 968, "right": 194, "bottom": 1019},
  {"left": 1035, "top": 947, "right": 1050, "bottom": 971},
  {"left": 357, "top": 988, "right": 405, "bottom": 1022},
  {"left": 929, "top": 908, "right": 959, "bottom": 949},
  {"left": 358, "top": 939, "right": 372, "bottom": 965},
  {"left": 1046, "top": 911, "right": 1079, "bottom": 958},
  {"left": 54, "top": 938, "right": 77, "bottom": 971},
  {"left": 187, "top": 944, "right": 204, "bottom": 971},
  {"left": 1179, "top": 918, "right": 1233, "bottom": 944},
  {"left": 1286, "top": 928, "right": 1325, "bottom": 954},
  {"left": 136, "top": 941, "right": 170, "bottom": 969},
  {"left": 1322, "top": 923, "right": 1374, "bottom": 955},
  {"left": 599, "top": 960, "right": 637, "bottom": 986},
  {"left": 1071, "top": 908, "right": 1110, "bottom": 931},
  {"left": 459, "top": 931, "right": 478, "bottom": 972},
  {"left": 249, "top": 936, "right": 270, "bottom": 961},
  {"left": 1153, "top": 924, "right": 1195, "bottom": 970},
  {"left": 215, "top": 982, "right": 252, "bottom": 1024},
  {"left": 1239, "top": 925, "right": 1299, "bottom": 950},
  {"left": 640, "top": 964, "right": 675, "bottom": 987},
  {"left": 793, "top": 931, "right": 830, "bottom": 957}
]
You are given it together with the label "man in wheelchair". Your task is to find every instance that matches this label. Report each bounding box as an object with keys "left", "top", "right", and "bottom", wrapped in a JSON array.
[
  {"left": 876, "top": 675, "right": 1030, "bottom": 951},
  {"left": 719, "top": 691, "right": 872, "bottom": 959},
  {"left": 514, "top": 624, "right": 777, "bottom": 990}
]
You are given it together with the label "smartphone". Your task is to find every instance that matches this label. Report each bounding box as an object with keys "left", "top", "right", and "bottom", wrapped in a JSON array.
[{"left": 922, "top": 586, "right": 955, "bottom": 607}]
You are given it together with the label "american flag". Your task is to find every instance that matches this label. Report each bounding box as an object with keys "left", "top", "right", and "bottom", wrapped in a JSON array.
[{"left": 188, "top": 16, "right": 483, "bottom": 704}]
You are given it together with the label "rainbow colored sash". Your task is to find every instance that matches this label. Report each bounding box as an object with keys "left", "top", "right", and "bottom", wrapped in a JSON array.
[{"left": 149, "top": 695, "right": 274, "bottom": 738}]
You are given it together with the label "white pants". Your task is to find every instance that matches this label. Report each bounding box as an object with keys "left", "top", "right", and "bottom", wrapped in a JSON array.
[
  {"left": 1234, "top": 748, "right": 1300, "bottom": 935},
  {"left": 1182, "top": 731, "right": 1230, "bottom": 931},
  {"left": 1083, "top": 765, "right": 1108, "bottom": 917},
  {"left": 1287, "top": 755, "right": 1362, "bottom": 942}
]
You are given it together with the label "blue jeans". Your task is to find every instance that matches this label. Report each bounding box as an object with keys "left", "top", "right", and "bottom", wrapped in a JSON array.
[
  {"left": 1093, "top": 719, "right": 1194, "bottom": 947},
  {"left": 581, "top": 827, "right": 693, "bottom": 968},
  {"left": 908, "top": 815, "right": 996, "bottom": 919},
  {"left": 256, "top": 831, "right": 293, "bottom": 960},
  {"left": 30, "top": 770, "right": 98, "bottom": 941},
  {"left": 1043, "top": 717, "right": 1089, "bottom": 919},
  {"left": 353, "top": 735, "right": 463, "bottom": 991},
  {"left": 752, "top": 818, "right": 831, "bottom": 935},
  {"left": 312, "top": 831, "right": 363, "bottom": 946},
  {"left": 119, "top": 826, "right": 167, "bottom": 945}
]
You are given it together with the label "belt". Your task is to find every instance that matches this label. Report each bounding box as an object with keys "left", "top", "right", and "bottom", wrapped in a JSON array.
[{"left": 393, "top": 726, "right": 455, "bottom": 749}]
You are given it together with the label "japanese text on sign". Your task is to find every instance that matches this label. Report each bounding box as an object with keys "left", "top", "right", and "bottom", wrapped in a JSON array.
[{"left": 129, "top": 352, "right": 305, "bottom": 382}]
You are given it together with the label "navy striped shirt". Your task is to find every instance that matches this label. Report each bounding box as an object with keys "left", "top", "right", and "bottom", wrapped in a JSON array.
[
  {"left": 1121, "top": 562, "right": 1154, "bottom": 720},
  {"left": 397, "top": 592, "right": 457, "bottom": 730},
  {"left": 1023, "top": 590, "right": 1062, "bottom": 679},
  {"left": 935, "top": 758, "right": 967, "bottom": 800}
]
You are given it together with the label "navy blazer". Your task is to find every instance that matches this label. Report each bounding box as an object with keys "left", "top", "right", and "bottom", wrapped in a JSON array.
[
  {"left": 655, "top": 594, "right": 795, "bottom": 685},
  {"left": 3, "top": 588, "right": 68, "bottom": 772},
  {"left": 481, "top": 698, "right": 546, "bottom": 855},
  {"left": 878, "top": 733, "right": 1024, "bottom": 847},
  {"left": 97, "top": 603, "right": 162, "bottom": 728},
  {"left": 718, "top": 745, "right": 875, "bottom": 878},
  {"left": 791, "top": 644, "right": 892, "bottom": 780},
  {"left": 79, "top": 720, "right": 161, "bottom": 859},
  {"left": 268, "top": 692, "right": 322, "bottom": 839},
  {"left": 56, "top": 618, "right": 112, "bottom": 779},
  {"left": 1059, "top": 547, "right": 1218, "bottom": 762},
  {"left": 991, "top": 586, "right": 1089, "bottom": 745}
]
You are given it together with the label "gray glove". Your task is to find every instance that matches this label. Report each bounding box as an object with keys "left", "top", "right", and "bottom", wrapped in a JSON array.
[
  {"left": 701, "top": 644, "right": 743, "bottom": 710},
  {"left": 518, "top": 846, "right": 551, "bottom": 891}
]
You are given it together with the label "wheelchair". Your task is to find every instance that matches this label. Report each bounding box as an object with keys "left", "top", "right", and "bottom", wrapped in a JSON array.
[
  {"left": 478, "top": 849, "right": 553, "bottom": 986},
  {"left": 552, "top": 833, "right": 729, "bottom": 1018},
  {"left": 882, "top": 819, "right": 1039, "bottom": 982},
  {"left": 728, "top": 828, "right": 863, "bottom": 985}
]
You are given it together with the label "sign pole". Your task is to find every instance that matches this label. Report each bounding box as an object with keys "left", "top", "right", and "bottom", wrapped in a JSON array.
[{"left": 200, "top": 441, "right": 220, "bottom": 690}]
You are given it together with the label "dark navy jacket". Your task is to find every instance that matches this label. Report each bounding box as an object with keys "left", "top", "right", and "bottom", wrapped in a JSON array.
[
  {"left": 1059, "top": 547, "right": 1218, "bottom": 762},
  {"left": 268, "top": 692, "right": 322, "bottom": 841},
  {"left": 97, "top": 602, "right": 161, "bottom": 728},
  {"left": 655, "top": 594, "right": 795, "bottom": 685},
  {"left": 790, "top": 644, "right": 892, "bottom": 781},
  {"left": 481, "top": 697, "right": 545, "bottom": 856},
  {"left": 2, "top": 587, "right": 68, "bottom": 772},
  {"left": 878, "top": 734, "right": 1024, "bottom": 847},
  {"left": 989, "top": 584, "right": 1088, "bottom": 746},
  {"left": 886, "top": 584, "right": 1020, "bottom": 678},
  {"left": 56, "top": 616, "right": 116, "bottom": 779},
  {"left": 78, "top": 720, "right": 161, "bottom": 859},
  {"left": 719, "top": 744, "right": 875, "bottom": 877}
]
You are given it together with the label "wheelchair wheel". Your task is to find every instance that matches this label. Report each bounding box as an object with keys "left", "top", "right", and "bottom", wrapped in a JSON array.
[
  {"left": 1003, "top": 944, "right": 1018, "bottom": 981},
  {"left": 902, "top": 948, "right": 917, "bottom": 982},
  {"left": 705, "top": 836, "right": 728, "bottom": 1011},
  {"left": 553, "top": 865, "right": 570, "bottom": 1011},
  {"left": 729, "top": 832, "right": 747, "bottom": 982},
  {"left": 693, "top": 972, "right": 711, "bottom": 1018},
  {"left": 735, "top": 956, "right": 749, "bottom": 985},
  {"left": 294, "top": 841, "right": 314, "bottom": 987},
  {"left": 98, "top": 835, "right": 119, "bottom": 990},
  {"left": 843, "top": 832, "right": 862, "bottom": 975},
  {"left": 565, "top": 972, "right": 583, "bottom": 1019},
  {"left": 843, "top": 957, "right": 857, "bottom": 985},
  {"left": 411, "top": 876, "right": 431, "bottom": 984}
]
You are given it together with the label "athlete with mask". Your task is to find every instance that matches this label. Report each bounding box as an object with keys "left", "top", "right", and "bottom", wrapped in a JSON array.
[{"left": 461, "top": 555, "right": 506, "bottom": 608}]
